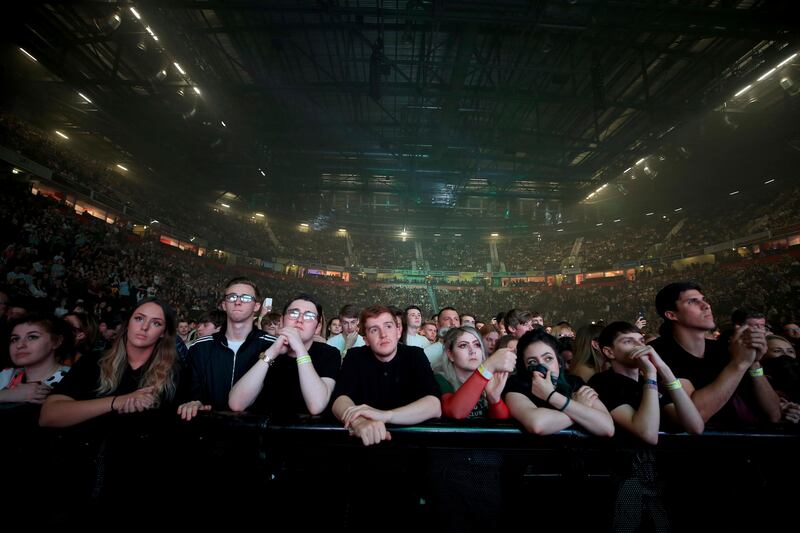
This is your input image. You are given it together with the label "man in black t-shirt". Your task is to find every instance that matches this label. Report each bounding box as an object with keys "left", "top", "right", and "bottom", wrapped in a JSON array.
[
  {"left": 228, "top": 293, "right": 340, "bottom": 417},
  {"left": 649, "top": 282, "right": 781, "bottom": 427},
  {"left": 332, "top": 304, "right": 441, "bottom": 446}
]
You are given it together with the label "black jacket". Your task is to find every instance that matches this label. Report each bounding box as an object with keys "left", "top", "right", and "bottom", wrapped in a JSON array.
[{"left": 188, "top": 328, "right": 275, "bottom": 409}]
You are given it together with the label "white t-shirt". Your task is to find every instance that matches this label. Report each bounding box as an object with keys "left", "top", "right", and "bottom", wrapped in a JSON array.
[
  {"left": 405, "top": 333, "right": 431, "bottom": 349},
  {"left": 227, "top": 339, "right": 244, "bottom": 355},
  {"left": 326, "top": 332, "right": 365, "bottom": 357},
  {"left": 424, "top": 342, "right": 444, "bottom": 366}
]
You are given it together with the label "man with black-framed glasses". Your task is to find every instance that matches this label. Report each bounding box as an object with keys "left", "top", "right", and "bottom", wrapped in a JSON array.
[
  {"left": 177, "top": 276, "right": 276, "bottom": 420},
  {"left": 229, "top": 293, "right": 340, "bottom": 417}
]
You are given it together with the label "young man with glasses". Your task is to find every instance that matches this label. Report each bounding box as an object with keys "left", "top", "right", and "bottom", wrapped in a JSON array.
[
  {"left": 229, "top": 293, "right": 340, "bottom": 417},
  {"left": 177, "top": 277, "right": 275, "bottom": 420}
]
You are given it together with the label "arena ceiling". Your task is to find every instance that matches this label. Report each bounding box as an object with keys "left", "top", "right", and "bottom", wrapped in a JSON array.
[{"left": 3, "top": 0, "right": 799, "bottom": 222}]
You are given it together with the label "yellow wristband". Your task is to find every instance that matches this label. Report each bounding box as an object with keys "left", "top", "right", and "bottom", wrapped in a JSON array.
[
  {"left": 296, "top": 355, "right": 312, "bottom": 366},
  {"left": 664, "top": 379, "right": 682, "bottom": 391},
  {"left": 748, "top": 367, "right": 764, "bottom": 378},
  {"left": 477, "top": 364, "right": 493, "bottom": 380}
]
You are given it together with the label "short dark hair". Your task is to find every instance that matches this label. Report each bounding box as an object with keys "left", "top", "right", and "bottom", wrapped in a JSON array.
[
  {"left": 198, "top": 309, "right": 226, "bottom": 328},
  {"left": 260, "top": 311, "right": 282, "bottom": 330},
  {"left": 283, "top": 293, "right": 323, "bottom": 320},
  {"left": 359, "top": 305, "right": 395, "bottom": 336},
  {"left": 405, "top": 305, "right": 422, "bottom": 315},
  {"left": 506, "top": 309, "right": 533, "bottom": 329},
  {"left": 339, "top": 304, "right": 360, "bottom": 320},
  {"left": 597, "top": 321, "right": 641, "bottom": 350},
  {"left": 655, "top": 282, "right": 702, "bottom": 320},
  {"left": 496, "top": 334, "right": 517, "bottom": 350},
  {"left": 731, "top": 308, "right": 765, "bottom": 325},
  {"left": 224, "top": 276, "right": 260, "bottom": 300}
]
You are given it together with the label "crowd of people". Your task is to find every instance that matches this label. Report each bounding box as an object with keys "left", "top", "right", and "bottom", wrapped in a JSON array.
[
  {"left": 4, "top": 118, "right": 800, "bottom": 531},
  {"left": 5, "top": 113, "right": 800, "bottom": 278}
]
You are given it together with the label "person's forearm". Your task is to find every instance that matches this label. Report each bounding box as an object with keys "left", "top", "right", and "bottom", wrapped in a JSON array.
[
  {"left": 228, "top": 356, "right": 271, "bottom": 411},
  {"left": 39, "top": 394, "right": 113, "bottom": 428},
  {"left": 297, "top": 363, "right": 334, "bottom": 415},
  {"left": 666, "top": 387, "right": 705, "bottom": 434},
  {"left": 385, "top": 395, "right": 441, "bottom": 425},
  {"left": 557, "top": 393, "right": 614, "bottom": 437},
  {"left": 0, "top": 389, "right": 19, "bottom": 403},
  {"left": 332, "top": 395, "right": 355, "bottom": 422},
  {"left": 628, "top": 389, "right": 661, "bottom": 444},
  {"left": 691, "top": 362, "right": 749, "bottom": 422},
  {"left": 749, "top": 367, "right": 782, "bottom": 423},
  {"left": 441, "top": 372, "right": 487, "bottom": 419},
  {"left": 488, "top": 399, "right": 510, "bottom": 419}
]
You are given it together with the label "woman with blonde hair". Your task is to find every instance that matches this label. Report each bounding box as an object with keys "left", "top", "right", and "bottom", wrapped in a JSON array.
[{"left": 433, "top": 326, "right": 516, "bottom": 419}]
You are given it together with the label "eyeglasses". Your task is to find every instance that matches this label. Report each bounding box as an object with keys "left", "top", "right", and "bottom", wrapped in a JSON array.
[
  {"left": 286, "top": 308, "right": 318, "bottom": 322},
  {"left": 224, "top": 293, "right": 257, "bottom": 303}
]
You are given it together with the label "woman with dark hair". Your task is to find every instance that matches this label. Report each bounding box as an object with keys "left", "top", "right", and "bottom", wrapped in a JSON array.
[
  {"left": 62, "top": 311, "right": 99, "bottom": 365},
  {"left": 40, "top": 298, "right": 184, "bottom": 427},
  {"left": 1, "top": 314, "right": 70, "bottom": 404},
  {"left": 764, "top": 335, "right": 800, "bottom": 423},
  {"left": 570, "top": 323, "right": 606, "bottom": 382},
  {"left": 327, "top": 317, "right": 342, "bottom": 339},
  {"left": 504, "top": 329, "right": 614, "bottom": 436}
]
